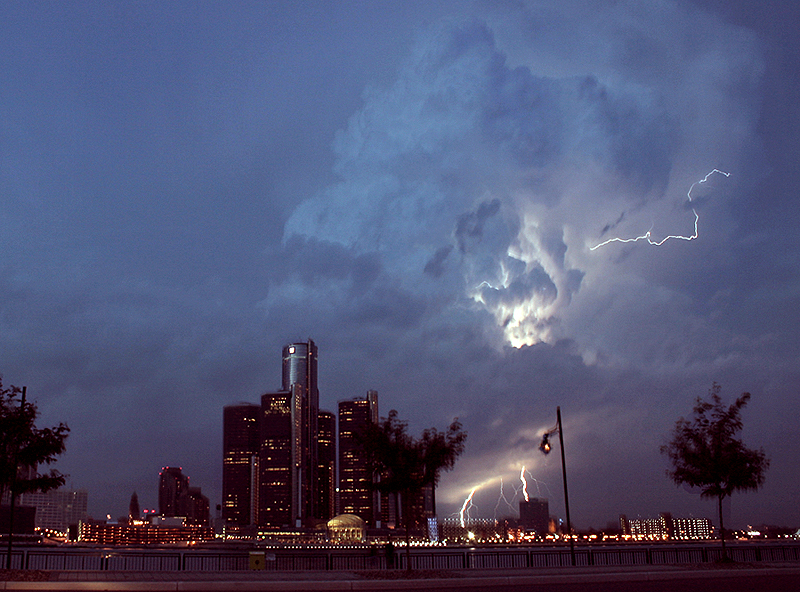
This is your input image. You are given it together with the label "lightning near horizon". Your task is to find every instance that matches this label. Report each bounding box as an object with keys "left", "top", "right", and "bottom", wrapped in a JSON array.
[
  {"left": 590, "top": 169, "right": 730, "bottom": 251},
  {"left": 460, "top": 469, "right": 553, "bottom": 525}
]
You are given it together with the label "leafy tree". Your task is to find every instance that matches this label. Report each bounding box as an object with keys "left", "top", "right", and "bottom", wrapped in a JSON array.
[
  {"left": 356, "top": 410, "right": 466, "bottom": 567},
  {"left": 1, "top": 378, "right": 70, "bottom": 547},
  {"left": 660, "top": 383, "right": 769, "bottom": 559},
  {"left": 419, "top": 419, "right": 467, "bottom": 517}
]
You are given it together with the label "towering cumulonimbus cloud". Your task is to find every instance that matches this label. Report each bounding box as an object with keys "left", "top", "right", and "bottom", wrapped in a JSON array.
[{"left": 281, "top": 6, "right": 761, "bottom": 352}]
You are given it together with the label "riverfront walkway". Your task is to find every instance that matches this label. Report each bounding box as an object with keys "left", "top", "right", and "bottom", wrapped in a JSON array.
[{"left": 3, "top": 564, "right": 800, "bottom": 592}]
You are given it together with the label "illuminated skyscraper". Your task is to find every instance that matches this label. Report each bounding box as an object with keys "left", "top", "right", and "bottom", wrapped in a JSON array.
[
  {"left": 222, "top": 403, "right": 260, "bottom": 525},
  {"left": 258, "top": 388, "right": 294, "bottom": 528},
  {"left": 282, "top": 340, "right": 319, "bottom": 524},
  {"left": 258, "top": 340, "right": 320, "bottom": 529},
  {"left": 338, "top": 390, "right": 380, "bottom": 527}
]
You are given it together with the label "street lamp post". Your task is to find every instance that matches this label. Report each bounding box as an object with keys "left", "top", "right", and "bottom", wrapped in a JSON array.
[{"left": 540, "top": 406, "right": 575, "bottom": 566}]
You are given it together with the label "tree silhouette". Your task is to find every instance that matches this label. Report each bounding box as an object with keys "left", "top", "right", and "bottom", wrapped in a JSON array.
[
  {"left": 661, "top": 383, "right": 769, "bottom": 559},
  {"left": 0, "top": 380, "right": 69, "bottom": 499},
  {"left": 356, "top": 410, "right": 465, "bottom": 567},
  {"left": 1, "top": 378, "right": 69, "bottom": 566}
]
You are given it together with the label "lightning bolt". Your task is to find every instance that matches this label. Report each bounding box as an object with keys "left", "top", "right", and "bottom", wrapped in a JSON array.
[
  {"left": 494, "top": 478, "right": 511, "bottom": 517},
  {"left": 460, "top": 470, "right": 553, "bottom": 526},
  {"left": 590, "top": 169, "right": 730, "bottom": 251},
  {"left": 460, "top": 486, "right": 478, "bottom": 528},
  {"left": 520, "top": 466, "right": 529, "bottom": 502}
]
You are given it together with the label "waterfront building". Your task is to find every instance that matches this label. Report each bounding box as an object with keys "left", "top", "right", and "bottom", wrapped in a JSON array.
[
  {"left": 78, "top": 520, "right": 213, "bottom": 544},
  {"left": 222, "top": 403, "right": 260, "bottom": 525},
  {"left": 317, "top": 410, "right": 336, "bottom": 521},
  {"left": 519, "top": 498, "right": 549, "bottom": 534},
  {"left": 158, "top": 467, "right": 189, "bottom": 517},
  {"left": 257, "top": 340, "right": 323, "bottom": 529},
  {"left": 621, "top": 513, "right": 712, "bottom": 540},
  {"left": 16, "top": 489, "right": 88, "bottom": 535},
  {"left": 338, "top": 391, "right": 380, "bottom": 527}
]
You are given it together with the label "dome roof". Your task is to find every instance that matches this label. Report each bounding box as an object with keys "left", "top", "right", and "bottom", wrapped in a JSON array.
[{"left": 327, "top": 514, "right": 366, "bottom": 529}]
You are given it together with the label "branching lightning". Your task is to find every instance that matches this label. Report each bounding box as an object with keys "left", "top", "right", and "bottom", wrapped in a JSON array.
[
  {"left": 460, "top": 486, "right": 478, "bottom": 528},
  {"left": 590, "top": 169, "right": 730, "bottom": 251},
  {"left": 493, "top": 478, "right": 513, "bottom": 517},
  {"left": 461, "top": 468, "right": 553, "bottom": 524}
]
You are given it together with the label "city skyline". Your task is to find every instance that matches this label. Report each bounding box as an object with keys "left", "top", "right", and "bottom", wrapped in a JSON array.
[{"left": 1, "top": 1, "right": 798, "bottom": 530}]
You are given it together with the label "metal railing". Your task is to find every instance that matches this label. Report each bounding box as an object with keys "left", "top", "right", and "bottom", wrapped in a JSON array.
[{"left": 3, "top": 542, "right": 800, "bottom": 572}]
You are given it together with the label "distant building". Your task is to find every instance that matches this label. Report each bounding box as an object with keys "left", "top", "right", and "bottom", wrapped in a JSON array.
[
  {"left": 159, "top": 467, "right": 189, "bottom": 517},
  {"left": 16, "top": 489, "right": 88, "bottom": 534},
  {"left": 179, "top": 487, "right": 210, "bottom": 526},
  {"left": 129, "top": 492, "right": 140, "bottom": 522},
  {"left": 222, "top": 403, "right": 260, "bottom": 525},
  {"left": 327, "top": 514, "right": 366, "bottom": 543},
  {"left": 257, "top": 338, "right": 321, "bottom": 529},
  {"left": 78, "top": 520, "right": 213, "bottom": 544},
  {"left": 671, "top": 517, "right": 712, "bottom": 540},
  {"left": 621, "top": 513, "right": 712, "bottom": 540},
  {"left": 223, "top": 340, "right": 344, "bottom": 532},
  {"left": 519, "top": 498, "right": 549, "bottom": 535},
  {"left": 338, "top": 391, "right": 380, "bottom": 527},
  {"left": 158, "top": 467, "right": 208, "bottom": 526},
  {"left": 440, "top": 517, "right": 500, "bottom": 543},
  {"left": 259, "top": 388, "right": 296, "bottom": 529},
  {"left": 317, "top": 410, "right": 336, "bottom": 521}
]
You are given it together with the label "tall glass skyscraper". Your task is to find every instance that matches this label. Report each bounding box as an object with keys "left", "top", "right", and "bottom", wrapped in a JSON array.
[
  {"left": 258, "top": 339, "right": 320, "bottom": 529},
  {"left": 223, "top": 339, "right": 334, "bottom": 531}
]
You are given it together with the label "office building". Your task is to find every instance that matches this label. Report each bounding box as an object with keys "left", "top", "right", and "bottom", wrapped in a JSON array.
[
  {"left": 178, "top": 487, "right": 210, "bottom": 526},
  {"left": 223, "top": 339, "right": 340, "bottom": 531},
  {"left": 129, "top": 492, "right": 140, "bottom": 522},
  {"left": 16, "top": 489, "right": 88, "bottom": 535},
  {"left": 519, "top": 498, "right": 549, "bottom": 534},
  {"left": 317, "top": 410, "right": 336, "bottom": 521},
  {"left": 222, "top": 403, "right": 260, "bottom": 525},
  {"left": 282, "top": 340, "right": 320, "bottom": 525},
  {"left": 158, "top": 467, "right": 189, "bottom": 517},
  {"left": 621, "top": 513, "right": 712, "bottom": 540},
  {"left": 338, "top": 391, "right": 380, "bottom": 527},
  {"left": 258, "top": 388, "right": 296, "bottom": 528},
  {"left": 78, "top": 520, "right": 213, "bottom": 544}
]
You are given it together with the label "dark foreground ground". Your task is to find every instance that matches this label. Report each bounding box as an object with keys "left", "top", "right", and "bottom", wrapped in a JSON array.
[{"left": 2, "top": 564, "right": 800, "bottom": 591}]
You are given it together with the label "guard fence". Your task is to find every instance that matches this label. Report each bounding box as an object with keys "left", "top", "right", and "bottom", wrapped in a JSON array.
[{"left": 2, "top": 543, "right": 800, "bottom": 572}]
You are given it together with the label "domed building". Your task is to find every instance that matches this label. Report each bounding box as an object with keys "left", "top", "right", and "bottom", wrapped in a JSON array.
[{"left": 327, "top": 514, "right": 366, "bottom": 543}]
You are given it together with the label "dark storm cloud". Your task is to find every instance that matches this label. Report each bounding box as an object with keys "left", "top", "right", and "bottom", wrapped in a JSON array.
[
  {"left": 2, "top": 0, "right": 798, "bottom": 531},
  {"left": 455, "top": 198, "right": 502, "bottom": 253},
  {"left": 423, "top": 245, "right": 454, "bottom": 278},
  {"left": 278, "top": 1, "right": 792, "bottom": 528}
]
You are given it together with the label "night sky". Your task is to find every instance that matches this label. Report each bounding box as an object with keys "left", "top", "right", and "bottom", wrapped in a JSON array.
[{"left": 2, "top": 0, "right": 799, "bottom": 530}]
